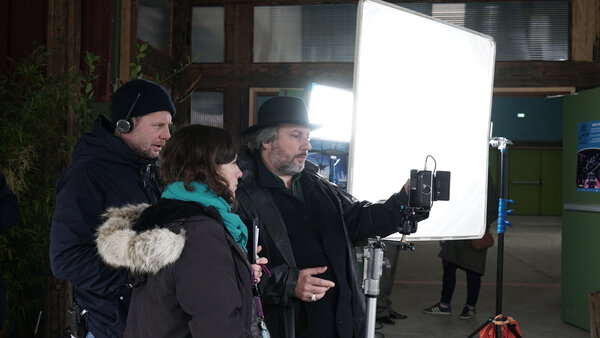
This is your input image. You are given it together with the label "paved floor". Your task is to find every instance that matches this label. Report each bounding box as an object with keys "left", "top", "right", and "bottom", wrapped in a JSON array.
[{"left": 374, "top": 215, "right": 589, "bottom": 338}]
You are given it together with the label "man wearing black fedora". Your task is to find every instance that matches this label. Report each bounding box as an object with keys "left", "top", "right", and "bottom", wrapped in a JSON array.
[{"left": 236, "top": 96, "right": 415, "bottom": 338}]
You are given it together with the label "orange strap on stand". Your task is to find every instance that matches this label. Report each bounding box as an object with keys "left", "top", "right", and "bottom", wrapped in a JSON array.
[{"left": 479, "top": 314, "right": 523, "bottom": 338}]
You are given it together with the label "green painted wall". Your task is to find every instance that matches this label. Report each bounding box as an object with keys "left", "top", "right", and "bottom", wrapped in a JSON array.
[
  {"left": 561, "top": 87, "right": 600, "bottom": 330},
  {"left": 541, "top": 149, "right": 563, "bottom": 215},
  {"left": 505, "top": 149, "right": 562, "bottom": 216},
  {"left": 509, "top": 149, "right": 541, "bottom": 214}
]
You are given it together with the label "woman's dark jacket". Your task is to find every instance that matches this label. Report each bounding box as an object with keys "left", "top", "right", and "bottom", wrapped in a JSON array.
[
  {"left": 439, "top": 174, "right": 499, "bottom": 275},
  {"left": 95, "top": 199, "right": 255, "bottom": 338},
  {"left": 49, "top": 116, "right": 161, "bottom": 338},
  {"left": 235, "top": 150, "right": 408, "bottom": 338}
]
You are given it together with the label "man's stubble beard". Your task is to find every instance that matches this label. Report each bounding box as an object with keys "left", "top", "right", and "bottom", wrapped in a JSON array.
[
  {"left": 269, "top": 144, "right": 306, "bottom": 176},
  {"left": 130, "top": 142, "right": 159, "bottom": 160}
]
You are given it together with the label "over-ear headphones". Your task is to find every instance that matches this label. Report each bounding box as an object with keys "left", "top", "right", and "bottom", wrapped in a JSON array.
[{"left": 116, "top": 93, "right": 142, "bottom": 134}]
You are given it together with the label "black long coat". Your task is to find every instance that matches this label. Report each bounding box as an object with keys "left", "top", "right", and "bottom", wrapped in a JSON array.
[{"left": 235, "top": 150, "right": 407, "bottom": 338}]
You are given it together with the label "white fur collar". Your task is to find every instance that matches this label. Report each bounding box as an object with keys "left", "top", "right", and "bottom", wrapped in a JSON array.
[{"left": 95, "top": 203, "right": 186, "bottom": 274}]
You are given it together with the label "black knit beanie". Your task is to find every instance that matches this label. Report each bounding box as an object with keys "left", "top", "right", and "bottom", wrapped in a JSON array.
[{"left": 110, "top": 79, "right": 176, "bottom": 129}]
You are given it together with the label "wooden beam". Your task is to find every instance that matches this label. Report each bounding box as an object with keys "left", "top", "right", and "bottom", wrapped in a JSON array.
[
  {"left": 143, "top": 42, "right": 176, "bottom": 81},
  {"left": 81, "top": 1, "right": 115, "bottom": 101},
  {"left": 0, "top": 0, "right": 7, "bottom": 73},
  {"left": 119, "top": 0, "right": 133, "bottom": 83},
  {"left": 45, "top": 2, "right": 81, "bottom": 337},
  {"left": 183, "top": 61, "right": 600, "bottom": 91},
  {"left": 46, "top": 0, "right": 81, "bottom": 75},
  {"left": 185, "top": 63, "right": 353, "bottom": 89},
  {"left": 225, "top": 4, "right": 253, "bottom": 64},
  {"left": 223, "top": 87, "right": 245, "bottom": 139},
  {"left": 494, "top": 61, "right": 600, "bottom": 89},
  {"left": 494, "top": 87, "right": 576, "bottom": 97},
  {"left": 171, "top": 0, "right": 193, "bottom": 125}
]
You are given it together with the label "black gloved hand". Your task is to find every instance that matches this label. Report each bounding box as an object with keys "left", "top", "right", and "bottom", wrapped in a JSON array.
[{"left": 383, "top": 179, "right": 410, "bottom": 210}]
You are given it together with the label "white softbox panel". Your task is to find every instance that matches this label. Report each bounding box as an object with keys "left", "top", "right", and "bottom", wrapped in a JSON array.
[{"left": 349, "top": 0, "right": 496, "bottom": 240}]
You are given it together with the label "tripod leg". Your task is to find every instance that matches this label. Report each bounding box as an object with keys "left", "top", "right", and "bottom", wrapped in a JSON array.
[
  {"left": 467, "top": 316, "right": 493, "bottom": 338},
  {"left": 506, "top": 323, "right": 522, "bottom": 338}
]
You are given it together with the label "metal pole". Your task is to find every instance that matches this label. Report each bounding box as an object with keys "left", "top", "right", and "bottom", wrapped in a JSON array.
[
  {"left": 495, "top": 146, "right": 506, "bottom": 338},
  {"left": 493, "top": 137, "right": 513, "bottom": 338},
  {"left": 363, "top": 237, "right": 385, "bottom": 338},
  {"left": 468, "top": 138, "right": 515, "bottom": 338}
]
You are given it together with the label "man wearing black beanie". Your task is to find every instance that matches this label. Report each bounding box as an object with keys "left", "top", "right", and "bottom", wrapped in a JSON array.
[{"left": 50, "top": 79, "right": 175, "bottom": 338}]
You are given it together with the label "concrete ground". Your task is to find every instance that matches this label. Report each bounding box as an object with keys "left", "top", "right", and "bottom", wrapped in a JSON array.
[{"left": 374, "top": 215, "right": 589, "bottom": 338}]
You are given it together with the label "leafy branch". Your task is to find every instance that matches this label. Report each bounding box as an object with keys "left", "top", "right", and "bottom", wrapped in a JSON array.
[{"left": 127, "top": 42, "right": 202, "bottom": 102}]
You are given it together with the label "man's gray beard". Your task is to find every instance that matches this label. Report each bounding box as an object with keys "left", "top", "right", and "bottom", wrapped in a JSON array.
[{"left": 270, "top": 153, "right": 305, "bottom": 176}]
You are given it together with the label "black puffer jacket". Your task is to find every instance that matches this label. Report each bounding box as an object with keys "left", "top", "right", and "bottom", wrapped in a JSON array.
[
  {"left": 95, "top": 199, "right": 256, "bottom": 338},
  {"left": 50, "top": 116, "right": 161, "bottom": 338},
  {"left": 235, "top": 150, "right": 408, "bottom": 338}
]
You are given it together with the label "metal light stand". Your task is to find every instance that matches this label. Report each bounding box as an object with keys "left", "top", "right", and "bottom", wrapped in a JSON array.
[
  {"left": 468, "top": 137, "right": 521, "bottom": 338},
  {"left": 363, "top": 237, "right": 386, "bottom": 338},
  {"left": 329, "top": 155, "right": 340, "bottom": 184}
]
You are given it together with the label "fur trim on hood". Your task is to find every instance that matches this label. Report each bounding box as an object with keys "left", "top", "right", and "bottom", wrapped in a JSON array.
[{"left": 96, "top": 203, "right": 186, "bottom": 274}]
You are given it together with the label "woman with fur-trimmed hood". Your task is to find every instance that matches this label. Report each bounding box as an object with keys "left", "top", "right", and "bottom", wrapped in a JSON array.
[{"left": 95, "top": 124, "right": 268, "bottom": 338}]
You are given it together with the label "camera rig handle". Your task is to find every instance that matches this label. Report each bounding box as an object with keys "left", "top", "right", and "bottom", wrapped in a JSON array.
[
  {"left": 399, "top": 235, "right": 416, "bottom": 251},
  {"left": 397, "top": 205, "right": 429, "bottom": 234}
]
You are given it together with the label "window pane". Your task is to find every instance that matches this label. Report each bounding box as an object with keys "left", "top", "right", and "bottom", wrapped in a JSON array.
[
  {"left": 399, "top": 1, "right": 568, "bottom": 61},
  {"left": 254, "top": 1, "right": 568, "bottom": 62},
  {"left": 191, "top": 92, "right": 224, "bottom": 127},
  {"left": 138, "top": 0, "right": 171, "bottom": 54},
  {"left": 254, "top": 5, "right": 357, "bottom": 62},
  {"left": 192, "top": 7, "right": 224, "bottom": 63}
]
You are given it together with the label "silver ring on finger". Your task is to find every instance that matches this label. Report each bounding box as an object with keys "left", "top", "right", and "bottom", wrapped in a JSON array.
[{"left": 310, "top": 294, "right": 316, "bottom": 302}]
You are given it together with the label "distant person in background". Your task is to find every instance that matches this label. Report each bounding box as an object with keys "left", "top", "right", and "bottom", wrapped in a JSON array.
[
  {"left": 423, "top": 174, "right": 498, "bottom": 319},
  {"left": 0, "top": 171, "right": 18, "bottom": 324},
  {"left": 376, "top": 242, "right": 407, "bottom": 326}
]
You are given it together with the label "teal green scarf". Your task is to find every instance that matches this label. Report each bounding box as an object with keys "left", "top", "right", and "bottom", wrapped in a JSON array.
[{"left": 162, "top": 182, "right": 248, "bottom": 251}]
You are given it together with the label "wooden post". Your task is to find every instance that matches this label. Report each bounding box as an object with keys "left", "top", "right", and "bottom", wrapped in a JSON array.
[
  {"left": 571, "top": 0, "right": 600, "bottom": 61},
  {"left": 119, "top": 0, "right": 134, "bottom": 83},
  {"left": 224, "top": 3, "right": 253, "bottom": 135},
  {"left": 44, "top": 2, "right": 82, "bottom": 337}
]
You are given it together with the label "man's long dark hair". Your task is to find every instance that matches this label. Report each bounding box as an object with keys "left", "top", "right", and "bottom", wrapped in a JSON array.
[{"left": 160, "top": 124, "right": 239, "bottom": 204}]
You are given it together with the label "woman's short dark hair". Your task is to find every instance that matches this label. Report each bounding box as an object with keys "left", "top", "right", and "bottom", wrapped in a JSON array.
[{"left": 160, "top": 124, "right": 239, "bottom": 203}]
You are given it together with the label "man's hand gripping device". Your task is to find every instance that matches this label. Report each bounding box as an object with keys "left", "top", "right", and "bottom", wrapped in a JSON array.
[{"left": 397, "top": 155, "right": 451, "bottom": 249}]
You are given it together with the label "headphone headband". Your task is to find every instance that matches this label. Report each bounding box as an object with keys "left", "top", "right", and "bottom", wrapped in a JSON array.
[
  {"left": 124, "top": 93, "right": 142, "bottom": 120},
  {"left": 116, "top": 93, "right": 142, "bottom": 134}
]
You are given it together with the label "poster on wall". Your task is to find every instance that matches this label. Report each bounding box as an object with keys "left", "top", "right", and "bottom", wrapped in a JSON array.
[{"left": 577, "top": 120, "right": 600, "bottom": 192}]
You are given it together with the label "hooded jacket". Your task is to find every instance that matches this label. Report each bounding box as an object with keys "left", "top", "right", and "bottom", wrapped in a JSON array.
[
  {"left": 49, "top": 116, "right": 161, "bottom": 338},
  {"left": 96, "top": 199, "right": 255, "bottom": 338},
  {"left": 235, "top": 150, "right": 408, "bottom": 338}
]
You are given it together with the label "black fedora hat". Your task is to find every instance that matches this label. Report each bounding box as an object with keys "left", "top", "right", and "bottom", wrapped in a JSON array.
[{"left": 243, "top": 96, "right": 321, "bottom": 135}]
